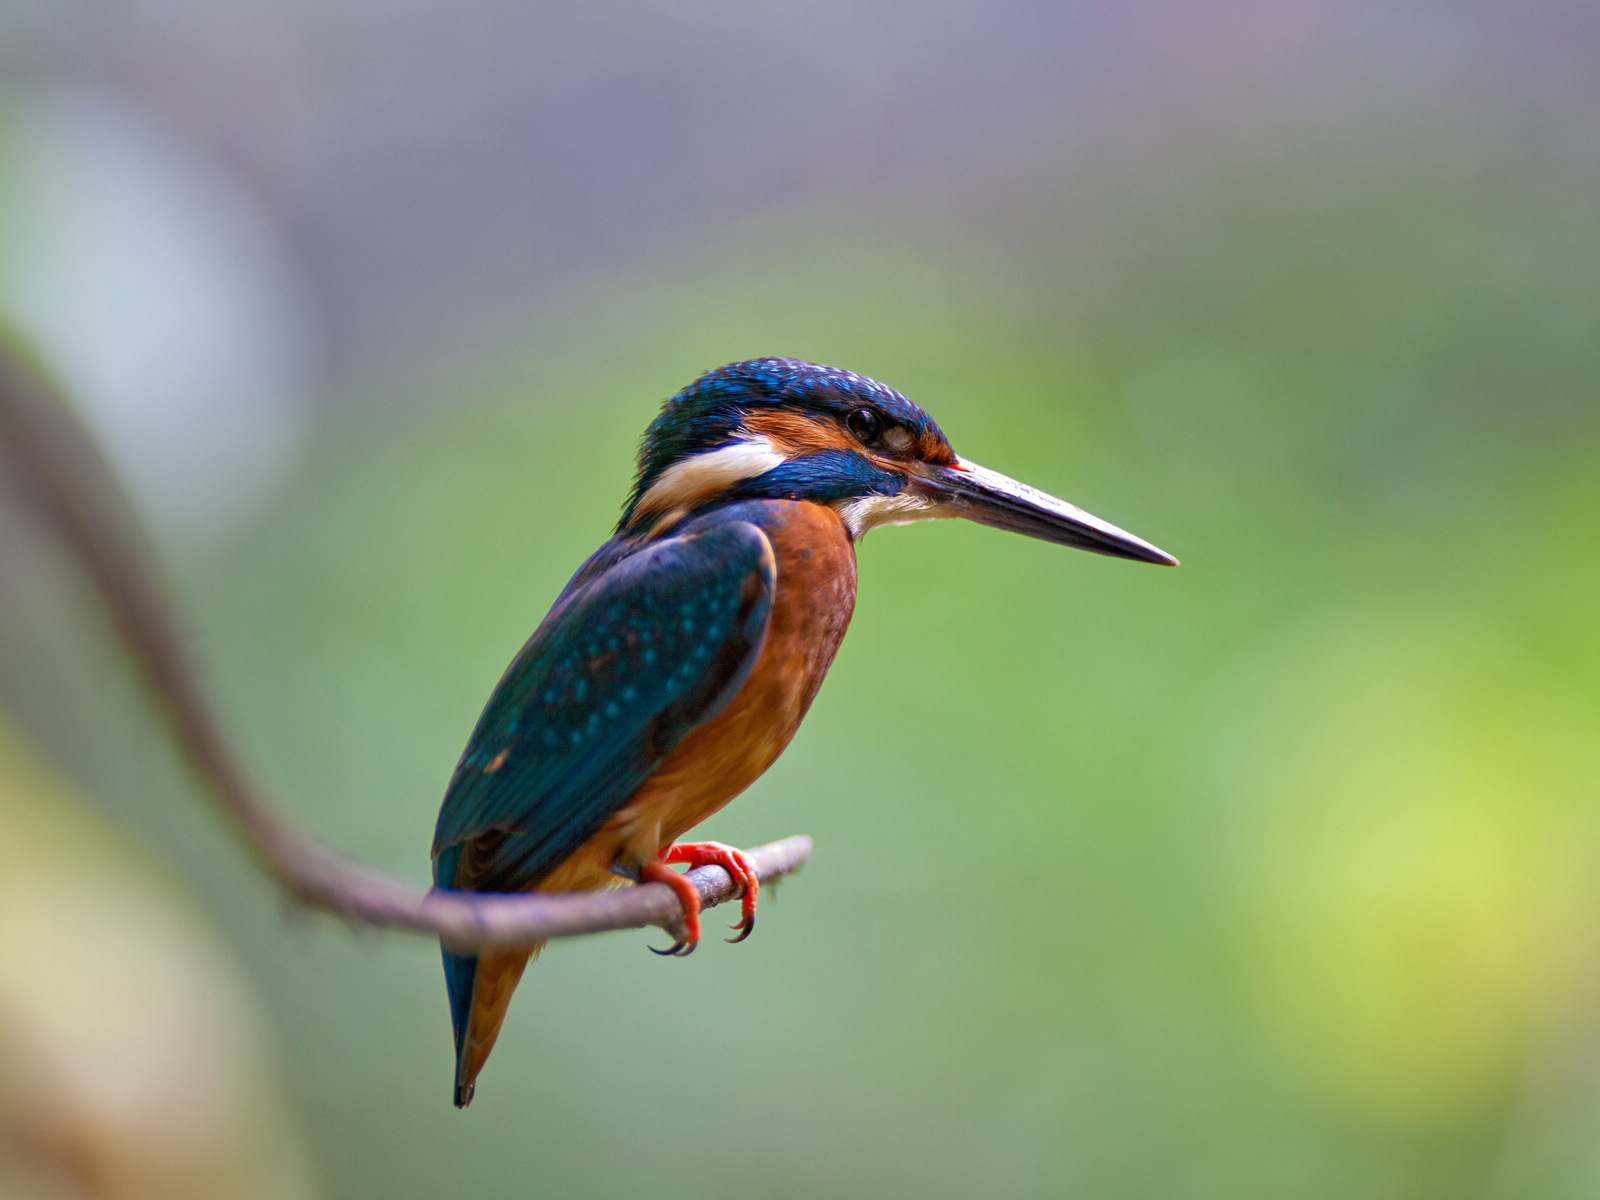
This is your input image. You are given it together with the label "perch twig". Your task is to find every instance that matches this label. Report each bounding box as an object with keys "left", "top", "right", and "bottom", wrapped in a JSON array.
[{"left": 0, "top": 337, "right": 811, "bottom": 949}]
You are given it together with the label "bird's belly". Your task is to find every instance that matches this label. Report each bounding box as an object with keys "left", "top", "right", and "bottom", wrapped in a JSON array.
[{"left": 546, "top": 501, "right": 856, "bottom": 889}]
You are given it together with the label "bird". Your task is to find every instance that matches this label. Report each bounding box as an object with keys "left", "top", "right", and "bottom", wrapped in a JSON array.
[{"left": 431, "top": 357, "right": 1176, "bottom": 1106}]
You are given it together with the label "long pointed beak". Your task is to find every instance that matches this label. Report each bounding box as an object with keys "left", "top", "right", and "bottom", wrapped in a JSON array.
[{"left": 912, "top": 458, "right": 1178, "bottom": 566}]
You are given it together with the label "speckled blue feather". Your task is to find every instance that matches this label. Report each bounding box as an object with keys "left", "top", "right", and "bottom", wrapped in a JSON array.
[
  {"left": 432, "top": 522, "right": 775, "bottom": 891},
  {"left": 432, "top": 519, "right": 775, "bottom": 1073}
]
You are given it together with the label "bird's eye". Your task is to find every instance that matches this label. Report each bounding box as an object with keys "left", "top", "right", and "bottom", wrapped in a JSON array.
[{"left": 846, "top": 408, "right": 883, "bottom": 444}]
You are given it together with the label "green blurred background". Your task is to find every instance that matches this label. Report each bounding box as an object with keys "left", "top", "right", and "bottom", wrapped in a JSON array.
[{"left": 3, "top": 3, "right": 1600, "bottom": 1197}]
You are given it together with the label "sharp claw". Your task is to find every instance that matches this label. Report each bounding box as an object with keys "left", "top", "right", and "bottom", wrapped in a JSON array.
[
  {"left": 650, "top": 938, "right": 695, "bottom": 957},
  {"left": 653, "top": 842, "right": 759, "bottom": 950}
]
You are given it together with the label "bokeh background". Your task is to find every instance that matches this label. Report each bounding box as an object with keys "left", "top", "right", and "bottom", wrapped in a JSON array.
[{"left": 3, "top": 2, "right": 1600, "bottom": 1197}]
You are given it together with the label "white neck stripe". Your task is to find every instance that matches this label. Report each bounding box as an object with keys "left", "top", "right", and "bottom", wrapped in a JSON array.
[{"left": 632, "top": 436, "right": 786, "bottom": 523}]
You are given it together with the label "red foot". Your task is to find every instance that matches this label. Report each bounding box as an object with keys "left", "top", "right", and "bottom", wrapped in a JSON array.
[
  {"left": 666, "top": 841, "right": 759, "bottom": 943},
  {"left": 639, "top": 858, "right": 703, "bottom": 957},
  {"left": 643, "top": 841, "right": 760, "bottom": 956}
]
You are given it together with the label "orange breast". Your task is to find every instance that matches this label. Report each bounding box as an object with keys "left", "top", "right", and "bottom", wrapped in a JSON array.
[{"left": 540, "top": 500, "right": 856, "bottom": 891}]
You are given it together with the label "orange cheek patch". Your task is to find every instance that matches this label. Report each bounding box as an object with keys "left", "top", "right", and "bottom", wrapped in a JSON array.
[
  {"left": 744, "top": 410, "right": 853, "bottom": 456},
  {"left": 918, "top": 431, "right": 956, "bottom": 465}
]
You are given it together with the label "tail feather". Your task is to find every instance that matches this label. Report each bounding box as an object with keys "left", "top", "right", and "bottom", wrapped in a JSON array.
[
  {"left": 436, "top": 845, "right": 476, "bottom": 1105},
  {"left": 435, "top": 846, "right": 538, "bottom": 1106},
  {"left": 441, "top": 946, "right": 481, "bottom": 1105},
  {"left": 446, "top": 947, "right": 534, "bottom": 1106}
]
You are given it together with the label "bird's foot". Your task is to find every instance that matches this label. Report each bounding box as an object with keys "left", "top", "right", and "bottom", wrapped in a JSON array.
[
  {"left": 664, "top": 841, "right": 759, "bottom": 944},
  {"left": 640, "top": 841, "right": 760, "bottom": 956},
  {"left": 639, "top": 856, "right": 702, "bottom": 956}
]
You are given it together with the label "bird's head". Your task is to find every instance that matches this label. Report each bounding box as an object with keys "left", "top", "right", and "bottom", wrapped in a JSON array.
[{"left": 620, "top": 358, "right": 1176, "bottom": 565}]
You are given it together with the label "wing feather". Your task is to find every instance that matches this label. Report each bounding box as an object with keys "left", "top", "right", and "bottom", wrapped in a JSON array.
[{"left": 431, "top": 521, "right": 775, "bottom": 892}]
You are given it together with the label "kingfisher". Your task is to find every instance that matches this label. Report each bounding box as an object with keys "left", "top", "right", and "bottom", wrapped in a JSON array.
[{"left": 432, "top": 358, "right": 1175, "bottom": 1105}]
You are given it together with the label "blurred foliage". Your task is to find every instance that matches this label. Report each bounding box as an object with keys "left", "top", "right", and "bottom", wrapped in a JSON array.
[
  {"left": 5, "top": 105, "right": 1600, "bottom": 1200},
  {"left": 0, "top": 722, "right": 314, "bottom": 1200}
]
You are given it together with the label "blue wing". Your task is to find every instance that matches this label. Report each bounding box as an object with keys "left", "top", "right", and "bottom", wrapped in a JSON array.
[{"left": 431, "top": 520, "right": 776, "bottom": 893}]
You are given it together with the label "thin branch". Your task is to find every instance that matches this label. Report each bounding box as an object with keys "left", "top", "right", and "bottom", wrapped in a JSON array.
[{"left": 0, "top": 334, "right": 811, "bottom": 950}]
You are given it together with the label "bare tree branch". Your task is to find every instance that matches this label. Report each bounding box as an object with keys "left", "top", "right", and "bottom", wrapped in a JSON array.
[{"left": 0, "top": 333, "right": 811, "bottom": 949}]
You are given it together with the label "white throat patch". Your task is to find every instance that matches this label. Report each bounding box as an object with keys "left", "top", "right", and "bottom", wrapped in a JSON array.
[
  {"left": 632, "top": 436, "right": 786, "bottom": 523},
  {"left": 836, "top": 491, "right": 940, "bottom": 539}
]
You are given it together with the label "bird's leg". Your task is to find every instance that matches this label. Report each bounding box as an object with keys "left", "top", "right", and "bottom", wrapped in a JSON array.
[
  {"left": 639, "top": 857, "right": 702, "bottom": 957},
  {"left": 663, "top": 841, "right": 760, "bottom": 944}
]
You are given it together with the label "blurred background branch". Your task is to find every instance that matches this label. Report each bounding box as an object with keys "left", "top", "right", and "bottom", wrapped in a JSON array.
[{"left": 0, "top": 337, "right": 809, "bottom": 948}]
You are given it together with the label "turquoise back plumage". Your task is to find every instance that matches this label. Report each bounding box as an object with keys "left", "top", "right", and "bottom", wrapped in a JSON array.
[{"left": 432, "top": 516, "right": 778, "bottom": 1077}]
